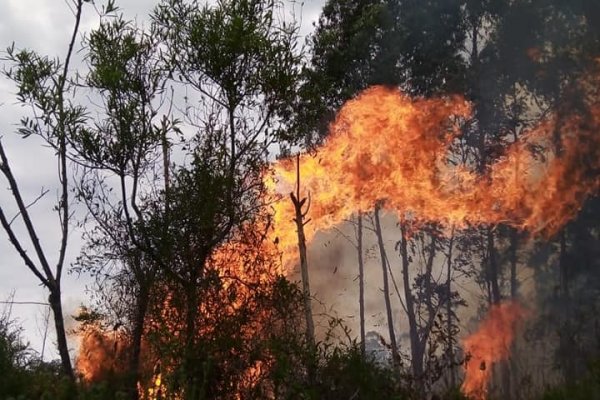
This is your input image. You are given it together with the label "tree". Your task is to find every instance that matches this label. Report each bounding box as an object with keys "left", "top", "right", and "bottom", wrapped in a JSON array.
[
  {"left": 373, "top": 204, "right": 400, "bottom": 365},
  {"left": 456, "top": 0, "right": 600, "bottom": 395},
  {"left": 69, "top": 0, "right": 302, "bottom": 397},
  {"left": 290, "top": 156, "right": 316, "bottom": 349},
  {"left": 296, "top": 0, "right": 468, "bottom": 145},
  {"left": 145, "top": 0, "right": 301, "bottom": 397},
  {"left": 70, "top": 7, "right": 173, "bottom": 397},
  {"left": 0, "top": 0, "right": 86, "bottom": 380}
]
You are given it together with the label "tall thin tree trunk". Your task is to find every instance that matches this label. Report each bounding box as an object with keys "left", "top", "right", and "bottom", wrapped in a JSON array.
[
  {"left": 446, "top": 228, "right": 456, "bottom": 388},
  {"left": 291, "top": 155, "right": 315, "bottom": 348},
  {"left": 48, "top": 286, "right": 74, "bottom": 380},
  {"left": 399, "top": 222, "right": 423, "bottom": 384},
  {"left": 357, "top": 212, "right": 366, "bottom": 358},
  {"left": 506, "top": 227, "right": 519, "bottom": 399},
  {"left": 129, "top": 281, "right": 150, "bottom": 400},
  {"left": 510, "top": 228, "right": 518, "bottom": 299},
  {"left": 559, "top": 231, "right": 569, "bottom": 302},
  {"left": 487, "top": 227, "right": 501, "bottom": 305},
  {"left": 558, "top": 230, "right": 576, "bottom": 385},
  {"left": 373, "top": 204, "right": 398, "bottom": 363},
  {"left": 471, "top": 20, "right": 479, "bottom": 68},
  {"left": 424, "top": 234, "right": 436, "bottom": 324},
  {"left": 294, "top": 201, "right": 315, "bottom": 347},
  {"left": 486, "top": 226, "right": 504, "bottom": 397},
  {"left": 162, "top": 123, "right": 171, "bottom": 215},
  {"left": 184, "top": 277, "right": 200, "bottom": 400}
]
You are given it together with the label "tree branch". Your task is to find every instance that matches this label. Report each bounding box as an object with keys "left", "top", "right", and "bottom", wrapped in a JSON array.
[
  {"left": 0, "top": 140, "right": 54, "bottom": 281},
  {"left": 55, "top": 0, "right": 83, "bottom": 283},
  {"left": 8, "top": 188, "right": 49, "bottom": 226},
  {"left": 0, "top": 205, "right": 50, "bottom": 287}
]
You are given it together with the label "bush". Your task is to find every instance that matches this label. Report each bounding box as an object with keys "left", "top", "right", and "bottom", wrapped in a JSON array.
[{"left": 0, "top": 308, "right": 31, "bottom": 399}]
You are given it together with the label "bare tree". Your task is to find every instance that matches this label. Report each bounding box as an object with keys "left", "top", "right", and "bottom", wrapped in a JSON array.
[{"left": 290, "top": 155, "right": 315, "bottom": 348}]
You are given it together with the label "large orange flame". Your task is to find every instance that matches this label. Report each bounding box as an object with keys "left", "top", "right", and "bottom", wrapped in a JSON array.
[
  {"left": 75, "top": 324, "right": 130, "bottom": 382},
  {"left": 77, "top": 81, "right": 600, "bottom": 396},
  {"left": 269, "top": 86, "right": 600, "bottom": 260},
  {"left": 266, "top": 84, "right": 599, "bottom": 398},
  {"left": 461, "top": 302, "right": 527, "bottom": 400}
]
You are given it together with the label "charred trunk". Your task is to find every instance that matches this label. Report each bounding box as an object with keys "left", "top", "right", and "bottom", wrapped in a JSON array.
[
  {"left": 558, "top": 229, "right": 576, "bottom": 385},
  {"left": 487, "top": 227, "right": 501, "bottom": 305},
  {"left": 505, "top": 227, "right": 520, "bottom": 399},
  {"left": 295, "top": 203, "right": 314, "bottom": 347},
  {"left": 291, "top": 155, "right": 315, "bottom": 348},
  {"left": 510, "top": 228, "right": 518, "bottom": 299}
]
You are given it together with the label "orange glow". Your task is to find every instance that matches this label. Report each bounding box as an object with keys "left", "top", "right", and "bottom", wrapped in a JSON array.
[
  {"left": 461, "top": 302, "right": 527, "bottom": 400},
  {"left": 76, "top": 80, "right": 600, "bottom": 396},
  {"left": 269, "top": 86, "right": 600, "bottom": 259},
  {"left": 75, "top": 324, "right": 129, "bottom": 383}
]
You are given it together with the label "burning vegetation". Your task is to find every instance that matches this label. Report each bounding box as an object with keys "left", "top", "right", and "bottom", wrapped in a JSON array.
[
  {"left": 271, "top": 85, "right": 600, "bottom": 242},
  {"left": 2, "top": 0, "right": 600, "bottom": 400},
  {"left": 461, "top": 302, "right": 527, "bottom": 400},
  {"left": 76, "top": 77, "right": 600, "bottom": 398}
]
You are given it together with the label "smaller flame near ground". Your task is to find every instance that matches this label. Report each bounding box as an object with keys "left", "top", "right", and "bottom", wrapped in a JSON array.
[
  {"left": 76, "top": 323, "right": 129, "bottom": 382},
  {"left": 461, "top": 301, "right": 527, "bottom": 400}
]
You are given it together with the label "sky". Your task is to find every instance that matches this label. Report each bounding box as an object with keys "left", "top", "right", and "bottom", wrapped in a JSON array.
[{"left": 0, "top": 0, "right": 324, "bottom": 362}]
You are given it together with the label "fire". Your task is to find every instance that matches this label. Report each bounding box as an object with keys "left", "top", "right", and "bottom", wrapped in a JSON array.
[
  {"left": 76, "top": 81, "right": 600, "bottom": 395},
  {"left": 75, "top": 324, "right": 130, "bottom": 382},
  {"left": 265, "top": 84, "right": 599, "bottom": 398},
  {"left": 268, "top": 87, "right": 472, "bottom": 260},
  {"left": 74, "top": 229, "right": 281, "bottom": 398},
  {"left": 269, "top": 85, "right": 600, "bottom": 256},
  {"left": 461, "top": 302, "right": 527, "bottom": 400}
]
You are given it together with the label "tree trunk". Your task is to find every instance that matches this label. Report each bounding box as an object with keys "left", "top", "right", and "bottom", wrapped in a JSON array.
[
  {"left": 424, "top": 234, "right": 436, "bottom": 326},
  {"left": 357, "top": 212, "right": 366, "bottom": 358},
  {"left": 471, "top": 18, "right": 479, "bottom": 69},
  {"left": 48, "top": 285, "right": 74, "bottom": 380},
  {"left": 487, "top": 227, "right": 501, "bottom": 305},
  {"left": 486, "top": 227, "right": 504, "bottom": 396},
  {"left": 296, "top": 206, "right": 315, "bottom": 347},
  {"left": 559, "top": 231, "right": 569, "bottom": 303},
  {"left": 291, "top": 155, "right": 315, "bottom": 348},
  {"left": 129, "top": 283, "right": 150, "bottom": 400},
  {"left": 446, "top": 229, "right": 456, "bottom": 388},
  {"left": 510, "top": 228, "right": 518, "bottom": 299},
  {"left": 291, "top": 194, "right": 315, "bottom": 348},
  {"left": 506, "top": 227, "right": 519, "bottom": 399},
  {"left": 373, "top": 205, "right": 398, "bottom": 363},
  {"left": 185, "top": 280, "right": 200, "bottom": 400},
  {"left": 399, "top": 222, "right": 423, "bottom": 383},
  {"left": 558, "top": 230, "right": 576, "bottom": 385}
]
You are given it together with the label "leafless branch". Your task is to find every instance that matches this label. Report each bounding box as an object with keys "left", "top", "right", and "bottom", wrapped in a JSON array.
[
  {"left": 8, "top": 188, "right": 50, "bottom": 226},
  {"left": 0, "top": 140, "right": 53, "bottom": 283},
  {"left": 0, "top": 301, "right": 50, "bottom": 306}
]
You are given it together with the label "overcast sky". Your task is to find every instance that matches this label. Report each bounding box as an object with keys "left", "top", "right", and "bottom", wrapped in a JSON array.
[{"left": 0, "top": 0, "right": 324, "bottom": 362}]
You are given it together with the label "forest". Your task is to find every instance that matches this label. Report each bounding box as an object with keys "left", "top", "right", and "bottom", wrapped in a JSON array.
[{"left": 0, "top": 0, "right": 599, "bottom": 399}]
